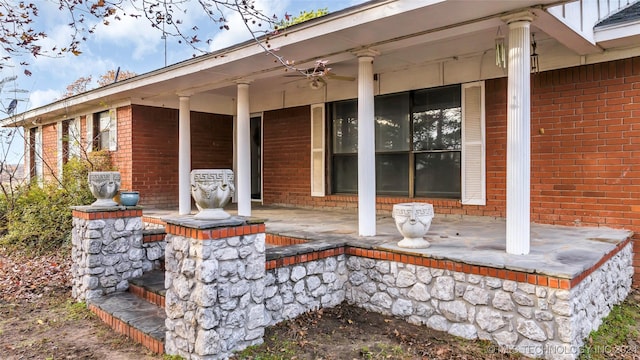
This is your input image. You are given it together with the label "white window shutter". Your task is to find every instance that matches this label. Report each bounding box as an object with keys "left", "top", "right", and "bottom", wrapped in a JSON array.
[
  {"left": 86, "top": 114, "right": 94, "bottom": 153},
  {"left": 70, "top": 117, "right": 81, "bottom": 158},
  {"left": 310, "top": 104, "right": 325, "bottom": 197},
  {"left": 108, "top": 108, "right": 117, "bottom": 151},
  {"left": 461, "top": 82, "right": 486, "bottom": 205}
]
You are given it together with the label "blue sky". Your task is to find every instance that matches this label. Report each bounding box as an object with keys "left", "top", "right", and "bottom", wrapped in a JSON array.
[{"left": 0, "top": 0, "right": 366, "bottom": 164}]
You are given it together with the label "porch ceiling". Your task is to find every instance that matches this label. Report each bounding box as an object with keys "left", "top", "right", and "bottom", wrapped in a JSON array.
[{"left": 6, "top": 0, "right": 578, "bottom": 126}]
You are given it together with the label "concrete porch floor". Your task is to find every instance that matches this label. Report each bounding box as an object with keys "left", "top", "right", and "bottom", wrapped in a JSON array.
[{"left": 142, "top": 204, "right": 632, "bottom": 281}]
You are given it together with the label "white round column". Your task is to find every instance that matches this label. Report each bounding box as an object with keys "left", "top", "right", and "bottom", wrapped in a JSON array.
[
  {"left": 505, "top": 13, "right": 534, "bottom": 255},
  {"left": 356, "top": 50, "right": 379, "bottom": 237},
  {"left": 236, "top": 82, "right": 251, "bottom": 217},
  {"left": 178, "top": 95, "right": 192, "bottom": 215}
]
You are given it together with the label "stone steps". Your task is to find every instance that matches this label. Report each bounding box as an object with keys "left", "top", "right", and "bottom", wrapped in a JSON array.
[{"left": 88, "top": 270, "right": 167, "bottom": 354}]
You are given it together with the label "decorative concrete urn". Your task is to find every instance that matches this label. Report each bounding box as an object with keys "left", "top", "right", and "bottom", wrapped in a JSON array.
[
  {"left": 392, "top": 202, "right": 434, "bottom": 248},
  {"left": 191, "top": 169, "right": 235, "bottom": 220},
  {"left": 88, "top": 171, "right": 121, "bottom": 207}
]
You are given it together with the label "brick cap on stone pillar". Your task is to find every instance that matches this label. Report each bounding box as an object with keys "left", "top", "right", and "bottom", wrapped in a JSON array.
[
  {"left": 164, "top": 215, "right": 266, "bottom": 240},
  {"left": 71, "top": 205, "right": 143, "bottom": 212},
  {"left": 164, "top": 215, "right": 246, "bottom": 229},
  {"left": 71, "top": 205, "right": 143, "bottom": 219}
]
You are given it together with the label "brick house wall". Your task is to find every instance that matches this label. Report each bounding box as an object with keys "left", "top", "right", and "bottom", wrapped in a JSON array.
[
  {"left": 263, "top": 106, "right": 312, "bottom": 206},
  {"left": 41, "top": 122, "right": 59, "bottom": 181},
  {"left": 130, "top": 105, "right": 233, "bottom": 208},
  {"left": 111, "top": 106, "right": 133, "bottom": 191}
]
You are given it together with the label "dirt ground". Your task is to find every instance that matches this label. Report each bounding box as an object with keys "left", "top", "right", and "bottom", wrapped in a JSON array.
[{"left": 0, "top": 248, "right": 636, "bottom": 360}]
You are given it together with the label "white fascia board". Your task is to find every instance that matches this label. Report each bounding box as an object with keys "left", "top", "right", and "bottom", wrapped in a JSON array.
[{"left": 595, "top": 20, "right": 640, "bottom": 45}]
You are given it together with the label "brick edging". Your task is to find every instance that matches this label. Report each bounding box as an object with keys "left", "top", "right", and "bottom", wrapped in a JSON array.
[
  {"left": 128, "top": 284, "right": 165, "bottom": 308},
  {"left": 165, "top": 223, "right": 265, "bottom": 240},
  {"left": 143, "top": 233, "right": 165, "bottom": 243},
  {"left": 88, "top": 304, "right": 164, "bottom": 354},
  {"left": 265, "top": 234, "right": 308, "bottom": 246}
]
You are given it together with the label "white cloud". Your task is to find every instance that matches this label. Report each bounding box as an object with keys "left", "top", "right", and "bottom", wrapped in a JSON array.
[
  {"left": 208, "top": 0, "right": 293, "bottom": 51},
  {"left": 92, "top": 6, "right": 163, "bottom": 61},
  {"left": 28, "top": 89, "right": 61, "bottom": 109}
]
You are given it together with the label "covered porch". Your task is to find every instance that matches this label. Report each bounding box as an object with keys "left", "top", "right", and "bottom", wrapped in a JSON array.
[
  {"left": 139, "top": 205, "right": 633, "bottom": 357},
  {"left": 144, "top": 205, "right": 632, "bottom": 287}
]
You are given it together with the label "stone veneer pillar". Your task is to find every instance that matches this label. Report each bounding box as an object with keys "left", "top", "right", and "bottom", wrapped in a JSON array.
[
  {"left": 163, "top": 216, "right": 266, "bottom": 359},
  {"left": 71, "top": 206, "right": 144, "bottom": 302}
]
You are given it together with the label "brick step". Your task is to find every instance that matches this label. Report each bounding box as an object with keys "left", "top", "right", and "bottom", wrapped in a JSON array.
[
  {"left": 128, "top": 269, "right": 166, "bottom": 307},
  {"left": 88, "top": 291, "right": 166, "bottom": 354},
  {"left": 142, "top": 228, "right": 166, "bottom": 243}
]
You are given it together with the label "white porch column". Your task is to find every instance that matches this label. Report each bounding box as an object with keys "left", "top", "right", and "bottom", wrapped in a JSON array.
[
  {"left": 356, "top": 50, "right": 379, "bottom": 237},
  {"left": 504, "top": 13, "right": 534, "bottom": 255},
  {"left": 236, "top": 82, "right": 251, "bottom": 217},
  {"left": 178, "top": 95, "right": 192, "bottom": 215}
]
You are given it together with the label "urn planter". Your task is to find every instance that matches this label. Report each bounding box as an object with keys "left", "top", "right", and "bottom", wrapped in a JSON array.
[
  {"left": 88, "top": 171, "right": 121, "bottom": 207},
  {"left": 191, "top": 169, "right": 235, "bottom": 220},
  {"left": 392, "top": 202, "right": 434, "bottom": 248},
  {"left": 119, "top": 191, "right": 140, "bottom": 206}
]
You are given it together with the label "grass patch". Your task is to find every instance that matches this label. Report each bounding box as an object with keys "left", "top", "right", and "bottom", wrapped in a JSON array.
[
  {"left": 233, "top": 339, "right": 299, "bottom": 359},
  {"left": 579, "top": 294, "right": 640, "bottom": 360},
  {"left": 61, "top": 300, "right": 94, "bottom": 321},
  {"left": 359, "top": 343, "right": 407, "bottom": 359}
]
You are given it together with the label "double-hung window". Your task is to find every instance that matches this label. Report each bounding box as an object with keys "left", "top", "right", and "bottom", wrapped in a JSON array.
[{"left": 329, "top": 83, "right": 483, "bottom": 202}]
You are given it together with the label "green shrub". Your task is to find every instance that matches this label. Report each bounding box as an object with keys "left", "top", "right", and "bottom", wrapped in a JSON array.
[{"left": 0, "top": 156, "right": 98, "bottom": 254}]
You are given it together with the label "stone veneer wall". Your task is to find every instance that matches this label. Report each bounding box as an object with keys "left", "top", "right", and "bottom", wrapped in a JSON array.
[
  {"left": 264, "top": 254, "right": 348, "bottom": 325},
  {"left": 344, "top": 243, "right": 633, "bottom": 360},
  {"left": 71, "top": 207, "right": 162, "bottom": 301},
  {"left": 163, "top": 219, "right": 266, "bottom": 359}
]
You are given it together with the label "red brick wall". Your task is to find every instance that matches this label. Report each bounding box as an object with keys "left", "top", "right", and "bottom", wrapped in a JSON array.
[
  {"left": 191, "top": 112, "right": 234, "bottom": 170},
  {"left": 111, "top": 106, "right": 133, "bottom": 190},
  {"left": 41, "top": 123, "right": 58, "bottom": 181},
  {"left": 527, "top": 58, "right": 640, "bottom": 285},
  {"left": 130, "top": 105, "right": 232, "bottom": 208},
  {"left": 263, "top": 106, "right": 312, "bottom": 205},
  {"left": 529, "top": 59, "right": 640, "bottom": 229}
]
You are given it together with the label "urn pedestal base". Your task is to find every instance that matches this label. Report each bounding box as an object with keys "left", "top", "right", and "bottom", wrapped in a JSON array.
[{"left": 193, "top": 208, "right": 231, "bottom": 220}]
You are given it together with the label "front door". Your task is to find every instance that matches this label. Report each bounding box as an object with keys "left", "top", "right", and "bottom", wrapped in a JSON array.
[{"left": 250, "top": 115, "right": 262, "bottom": 201}]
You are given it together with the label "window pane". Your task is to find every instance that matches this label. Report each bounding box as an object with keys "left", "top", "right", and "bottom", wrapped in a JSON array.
[
  {"left": 415, "top": 152, "right": 461, "bottom": 198},
  {"left": 96, "top": 111, "right": 110, "bottom": 150},
  {"left": 375, "top": 93, "right": 410, "bottom": 152},
  {"left": 413, "top": 85, "right": 461, "bottom": 151},
  {"left": 413, "top": 84, "right": 461, "bottom": 111},
  {"left": 413, "top": 108, "right": 461, "bottom": 151},
  {"left": 332, "top": 155, "right": 357, "bottom": 193},
  {"left": 376, "top": 154, "right": 408, "bottom": 195},
  {"left": 332, "top": 100, "right": 358, "bottom": 154}
]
